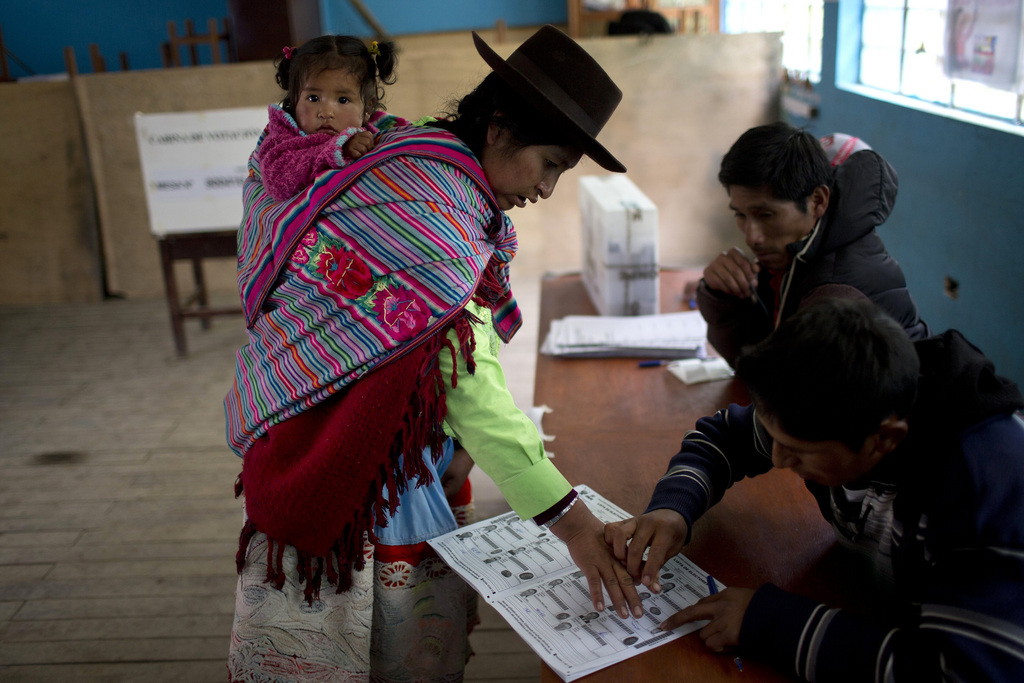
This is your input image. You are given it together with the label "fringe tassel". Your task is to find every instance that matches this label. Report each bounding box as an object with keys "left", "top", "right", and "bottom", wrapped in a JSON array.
[
  {"left": 297, "top": 553, "right": 324, "bottom": 604},
  {"left": 324, "top": 545, "right": 340, "bottom": 587},
  {"left": 472, "top": 259, "right": 506, "bottom": 309},
  {"left": 307, "top": 556, "right": 323, "bottom": 603},
  {"left": 297, "top": 550, "right": 309, "bottom": 585},
  {"left": 454, "top": 314, "right": 477, "bottom": 376},
  {"left": 390, "top": 330, "right": 448, "bottom": 487},
  {"left": 235, "top": 469, "right": 373, "bottom": 604},
  {"left": 236, "top": 518, "right": 258, "bottom": 574},
  {"left": 234, "top": 521, "right": 366, "bottom": 606}
]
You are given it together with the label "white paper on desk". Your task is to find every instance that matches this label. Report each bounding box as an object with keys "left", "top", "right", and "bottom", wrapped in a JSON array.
[
  {"left": 541, "top": 310, "right": 707, "bottom": 359},
  {"left": 428, "top": 485, "right": 721, "bottom": 682},
  {"left": 667, "top": 357, "right": 734, "bottom": 385}
]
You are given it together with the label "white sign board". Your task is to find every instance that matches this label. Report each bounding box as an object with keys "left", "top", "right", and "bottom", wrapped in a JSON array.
[{"left": 134, "top": 107, "right": 268, "bottom": 236}]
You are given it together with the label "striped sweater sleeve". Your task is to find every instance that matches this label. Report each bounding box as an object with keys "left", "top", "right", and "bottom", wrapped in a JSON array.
[
  {"left": 645, "top": 403, "right": 774, "bottom": 538},
  {"left": 742, "top": 572, "right": 1024, "bottom": 682}
]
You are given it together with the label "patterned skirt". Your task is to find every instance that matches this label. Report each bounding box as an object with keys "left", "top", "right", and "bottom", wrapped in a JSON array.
[{"left": 227, "top": 484, "right": 478, "bottom": 682}]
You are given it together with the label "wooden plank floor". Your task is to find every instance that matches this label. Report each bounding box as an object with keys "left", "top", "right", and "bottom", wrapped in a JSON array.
[{"left": 0, "top": 298, "right": 539, "bottom": 682}]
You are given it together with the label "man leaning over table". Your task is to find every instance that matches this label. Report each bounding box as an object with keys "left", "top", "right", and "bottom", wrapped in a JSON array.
[
  {"left": 694, "top": 121, "right": 928, "bottom": 367},
  {"left": 606, "top": 296, "right": 1024, "bottom": 681}
]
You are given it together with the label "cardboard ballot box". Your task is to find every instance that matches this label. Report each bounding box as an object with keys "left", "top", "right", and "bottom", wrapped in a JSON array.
[{"left": 579, "top": 175, "right": 659, "bottom": 316}]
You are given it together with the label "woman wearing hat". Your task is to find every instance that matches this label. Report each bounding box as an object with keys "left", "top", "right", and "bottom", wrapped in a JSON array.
[{"left": 226, "top": 25, "right": 635, "bottom": 680}]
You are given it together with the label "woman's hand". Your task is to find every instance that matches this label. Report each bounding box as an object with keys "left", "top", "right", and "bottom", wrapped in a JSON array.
[
  {"left": 550, "top": 501, "right": 644, "bottom": 619},
  {"left": 659, "top": 587, "right": 755, "bottom": 652},
  {"left": 605, "top": 509, "right": 689, "bottom": 592},
  {"left": 441, "top": 447, "right": 474, "bottom": 503}
]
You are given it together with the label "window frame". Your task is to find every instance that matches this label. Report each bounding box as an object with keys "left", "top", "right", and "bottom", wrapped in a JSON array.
[
  {"left": 837, "top": 0, "right": 1024, "bottom": 135},
  {"left": 722, "top": 0, "right": 826, "bottom": 81}
]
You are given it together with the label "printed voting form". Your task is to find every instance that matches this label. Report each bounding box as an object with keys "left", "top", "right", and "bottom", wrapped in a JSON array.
[{"left": 428, "top": 486, "right": 721, "bottom": 681}]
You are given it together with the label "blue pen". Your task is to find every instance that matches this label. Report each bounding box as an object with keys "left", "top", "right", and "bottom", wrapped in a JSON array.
[
  {"left": 637, "top": 359, "right": 670, "bottom": 368},
  {"left": 706, "top": 576, "right": 744, "bottom": 672},
  {"left": 751, "top": 284, "right": 770, "bottom": 320}
]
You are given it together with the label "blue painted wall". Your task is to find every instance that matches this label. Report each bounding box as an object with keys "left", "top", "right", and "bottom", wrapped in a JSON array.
[
  {"left": 803, "top": 1, "right": 1024, "bottom": 388},
  {"left": 0, "top": 0, "right": 229, "bottom": 76},
  {"left": 0, "top": 1, "right": 565, "bottom": 77},
  {"left": 321, "top": 0, "right": 566, "bottom": 36}
]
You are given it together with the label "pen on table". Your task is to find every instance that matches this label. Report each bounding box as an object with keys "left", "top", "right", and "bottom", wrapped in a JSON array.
[
  {"left": 706, "top": 575, "right": 744, "bottom": 672},
  {"left": 637, "top": 359, "right": 672, "bottom": 368}
]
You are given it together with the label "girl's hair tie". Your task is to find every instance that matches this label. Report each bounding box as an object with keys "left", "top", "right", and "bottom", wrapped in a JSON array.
[
  {"left": 367, "top": 41, "right": 380, "bottom": 56},
  {"left": 282, "top": 46, "right": 296, "bottom": 59}
]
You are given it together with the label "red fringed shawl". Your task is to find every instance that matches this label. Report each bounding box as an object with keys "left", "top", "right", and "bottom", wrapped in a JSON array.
[{"left": 237, "top": 312, "right": 478, "bottom": 604}]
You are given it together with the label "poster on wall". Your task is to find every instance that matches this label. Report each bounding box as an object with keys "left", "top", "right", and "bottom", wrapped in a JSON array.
[
  {"left": 944, "top": 0, "right": 1022, "bottom": 89},
  {"left": 134, "top": 107, "right": 267, "bottom": 236}
]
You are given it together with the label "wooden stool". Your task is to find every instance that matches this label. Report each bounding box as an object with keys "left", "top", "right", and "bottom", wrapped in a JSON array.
[{"left": 157, "top": 231, "right": 240, "bottom": 356}]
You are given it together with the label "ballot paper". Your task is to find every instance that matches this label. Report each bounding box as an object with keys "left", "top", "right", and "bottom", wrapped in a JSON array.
[
  {"left": 540, "top": 310, "right": 707, "bottom": 359},
  {"left": 427, "top": 486, "right": 721, "bottom": 681}
]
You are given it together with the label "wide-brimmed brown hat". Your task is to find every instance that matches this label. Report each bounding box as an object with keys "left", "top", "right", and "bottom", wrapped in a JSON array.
[{"left": 472, "top": 25, "right": 625, "bottom": 172}]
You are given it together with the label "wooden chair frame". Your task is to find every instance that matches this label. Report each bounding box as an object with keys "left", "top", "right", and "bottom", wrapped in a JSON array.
[{"left": 157, "top": 231, "right": 240, "bottom": 357}]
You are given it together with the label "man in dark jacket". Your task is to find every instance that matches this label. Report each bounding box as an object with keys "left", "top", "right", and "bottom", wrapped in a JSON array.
[
  {"left": 607, "top": 298, "right": 1024, "bottom": 682},
  {"left": 696, "top": 122, "right": 928, "bottom": 366}
]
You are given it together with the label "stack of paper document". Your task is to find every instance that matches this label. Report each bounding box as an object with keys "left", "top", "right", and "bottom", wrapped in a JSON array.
[{"left": 540, "top": 310, "right": 707, "bottom": 358}]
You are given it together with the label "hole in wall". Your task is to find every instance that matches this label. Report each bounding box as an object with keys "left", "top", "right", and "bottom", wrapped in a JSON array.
[{"left": 943, "top": 276, "right": 960, "bottom": 301}]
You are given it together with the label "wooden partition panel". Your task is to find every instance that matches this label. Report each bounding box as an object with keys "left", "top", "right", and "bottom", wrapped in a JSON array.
[{"left": 0, "top": 80, "right": 103, "bottom": 304}]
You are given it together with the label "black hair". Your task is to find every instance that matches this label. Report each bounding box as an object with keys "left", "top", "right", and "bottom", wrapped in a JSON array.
[
  {"left": 274, "top": 35, "right": 397, "bottom": 119},
  {"left": 431, "top": 72, "right": 580, "bottom": 160},
  {"left": 718, "top": 121, "right": 832, "bottom": 213},
  {"left": 736, "top": 298, "right": 919, "bottom": 451}
]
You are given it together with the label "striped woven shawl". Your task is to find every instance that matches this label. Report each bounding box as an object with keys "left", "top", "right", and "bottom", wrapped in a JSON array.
[
  {"left": 226, "top": 125, "right": 521, "bottom": 456},
  {"left": 224, "top": 125, "right": 521, "bottom": 599}
]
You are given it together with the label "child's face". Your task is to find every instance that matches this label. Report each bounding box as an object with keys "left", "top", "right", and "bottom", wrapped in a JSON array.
[{"left": 295, "top": 68, "right": 368, "bottom": 136}]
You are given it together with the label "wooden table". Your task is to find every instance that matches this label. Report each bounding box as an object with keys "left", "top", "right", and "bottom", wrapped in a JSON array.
[{"left": 533, "top": 271, "right": 859, "bottom": 682}]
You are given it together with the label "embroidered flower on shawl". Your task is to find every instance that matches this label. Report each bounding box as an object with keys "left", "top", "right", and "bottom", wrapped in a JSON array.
[
  {"left": 371, "top": 283, "right": 430, "bottom": 341},
  {"left": 315, "top": 246, "right": 373, "bottom": 299},
  {"left": 291, "top": 246, "right": 310, "bottom": 265},
  {"left": 290, "top": 230, "right": 323, "bottom": 267}
]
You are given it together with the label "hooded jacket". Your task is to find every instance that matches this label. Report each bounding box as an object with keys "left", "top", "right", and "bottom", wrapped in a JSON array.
[
  {"left": 698, "top": 150, "right": 928, "bottom": 366},
  {"left": 647, "top": 331, "right": 1024, "bottom": 681}
]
